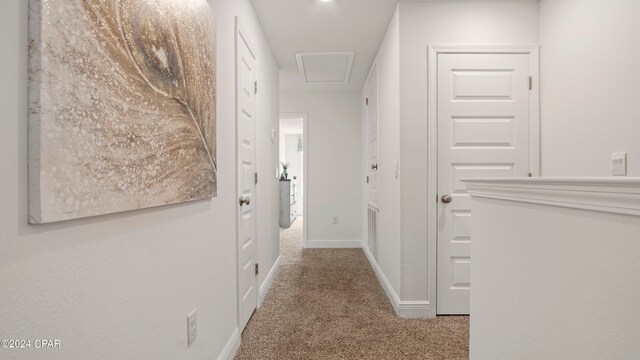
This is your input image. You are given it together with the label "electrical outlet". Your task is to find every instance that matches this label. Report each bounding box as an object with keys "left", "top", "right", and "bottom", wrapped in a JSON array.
[
  {"left": 332, "top": 216, "right": 339, "bottom": 224},
  {"left": 187, "top": 308, "right": 197, "bottom": 347},
  {"left": 612, "top": 152, "right": 627, "bottom": 176}
]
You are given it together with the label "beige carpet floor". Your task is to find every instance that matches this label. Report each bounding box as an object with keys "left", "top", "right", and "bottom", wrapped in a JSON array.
[{"left": 235, "top": 217, "right": 469, "bottom": 360}]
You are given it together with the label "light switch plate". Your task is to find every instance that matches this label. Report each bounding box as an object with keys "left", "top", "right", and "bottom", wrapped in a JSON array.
[
  {"left": 612, "top": 152, "right": 627, "bottom": 176},
  {"left": 187, "top": 308, "right": 198, "bottom": 347}
]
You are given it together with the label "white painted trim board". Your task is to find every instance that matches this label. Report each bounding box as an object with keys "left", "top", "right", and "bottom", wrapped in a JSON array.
[
  {"left": 217, "top": 327, "right": 241, "bottom": 360},
  {"left": 464, "top": 177, "right": 640, "bottom": 216},
  {"left": 362, "top": 243, "right": 431, "bottom": 318},
  {"left": 258, "top": 256, "right": 281, "bottom": 307}
]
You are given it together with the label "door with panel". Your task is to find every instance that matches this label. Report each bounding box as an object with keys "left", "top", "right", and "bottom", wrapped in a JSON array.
[
  {"left": 436, "top": 53, "right": 531, "bottom": 314},
  {"left": 236, "top": 20, "right": 258, "bottom": 331},
  {"left": 367, "top": 66, "right": 379, "bottom": 208}
]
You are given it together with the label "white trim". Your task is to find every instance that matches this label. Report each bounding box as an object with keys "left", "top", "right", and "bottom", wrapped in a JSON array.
[
  {"left": 362, "top": 245, "right": 432, "bottom": 318},
  {"left": 216, "top": 327, "right": 241, "bottom": 360},
  {"left": 280, "top": 113, "right": 308, "bottom": 248},
  {"left": 464, "top": 178, "right": 640, "bottom": 216},
  {"left": 398, "top": 301, "right": 431, "bottom": 318},
  {"left": 306, "top": 239, "right": 362, "bottom": 249},
  {"left": 296, "top": 52, "right": 356, "bottom": 83},
  {"left": 362, "top": 244, "right": 400, "bottom": 314},
  {"left": 427, "top": 45, "right": 540, "bottom": 317},
  {"left": 258, "top": 256, "right": 281, "bottom": 307}
]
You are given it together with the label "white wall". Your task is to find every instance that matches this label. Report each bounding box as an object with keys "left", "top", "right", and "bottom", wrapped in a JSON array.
[
  {"left": 539, "top": 0, "right": 640, "bottom": 177},
  {"left": 362, "top": 7, "right": 402, "bottom": 295},
  {"left": 253, "top": 7, "right": 281, "bottom": 306},
  {"left": 364, "top": 2, "right": 538, "bottom": 315},
  {"left": 468, "top": 181, "right": 640, "bottom": 359},
  {"left": 0, "top": 0, "right": 279, "bottom": 359},
  {"left": 281, "top": 92, "right": 362, "bottom": 246},
  {"left": 398, "top": 1, "right": 539, "bottom": 306}
]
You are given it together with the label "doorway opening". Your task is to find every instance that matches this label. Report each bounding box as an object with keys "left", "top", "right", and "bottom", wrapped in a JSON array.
[{"left": 279, "top": 113, "right": 308, "bottom": 257}]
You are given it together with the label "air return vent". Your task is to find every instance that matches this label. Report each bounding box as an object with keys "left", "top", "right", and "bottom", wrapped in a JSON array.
[
  {"left": 296, "top": 52, "right": 355, "bottom": 83},
  {"left": 368, "top": 206, "right": 378, "bottom": 259}
]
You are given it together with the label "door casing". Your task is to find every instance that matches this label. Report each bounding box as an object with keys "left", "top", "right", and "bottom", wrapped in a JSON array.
[
  {"left": 279, "top": 112, "right": 309, "bottom": 248},
  {"left": 426, "top": 45, "right": 540, "bottom": 318}
]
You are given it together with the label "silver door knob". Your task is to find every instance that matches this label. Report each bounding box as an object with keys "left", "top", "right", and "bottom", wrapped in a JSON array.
[
  {"left": 239, "top": 196, "right": 251, "bottom": 206},
  {"left": 371, "top": 164, "right": 378, "bottom": 170},
  {"left": 441, "top": 195, "right": 452, "bottom": 204}
]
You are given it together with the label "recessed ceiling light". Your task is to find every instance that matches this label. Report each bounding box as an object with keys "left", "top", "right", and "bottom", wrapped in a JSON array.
[{"left": 320, "top": 0, "right": 334, "bottom": 3}]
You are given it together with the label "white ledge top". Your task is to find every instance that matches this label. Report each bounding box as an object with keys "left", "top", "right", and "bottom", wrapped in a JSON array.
[{"left": 462, "top": 177, "right": 640, "bottom": 216}]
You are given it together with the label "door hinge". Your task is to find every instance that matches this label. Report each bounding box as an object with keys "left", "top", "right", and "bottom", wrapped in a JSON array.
[
  {"left": 366, "top": 176, "right": 369, "bottom": 184},
  {"left": 365, "top": 98, "right": 369, "bottom": 106},
  {"left": 255, "top": 263, "right": 259, "bottom": 275},
  {"left": 254, "top": 81, "right": 258, "bottom": 94},
  {"left": 528, "top": 76, "right": 533, "bottom": 90},
  {"left": 255, "top": 172, "right": 258, "bottom": 184}
]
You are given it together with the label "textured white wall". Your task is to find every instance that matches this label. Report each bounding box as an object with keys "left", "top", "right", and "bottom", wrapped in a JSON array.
[
  {"left": 0, "top": 0, "right": 279, "bottom": 359},
  {"left": 470, "top": 195, "right": 640, "bottom": 359},
  {"left": 397, "top": 1, "right": 539, "bottom": 304},
  {"left": 253, "top": 8, "right": 281, "bottom": 305},
  {"left": 280, "top": 92, "right": 362, "bottom": 244},
  {"left": 362, "top": 7, "right": 402, "bottom": 295},
  {"left": 539, "top": 0, "right": 640, "bottom": 176}
]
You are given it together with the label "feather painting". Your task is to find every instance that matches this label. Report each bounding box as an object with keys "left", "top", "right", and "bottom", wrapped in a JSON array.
[{"left": 28, "top": 0, "right": 217, "bottom": 223}]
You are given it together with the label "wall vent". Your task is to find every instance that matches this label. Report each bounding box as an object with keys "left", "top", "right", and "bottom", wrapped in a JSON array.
[{"left": 367, "top": 206, "right": 378, "bottom": 259}]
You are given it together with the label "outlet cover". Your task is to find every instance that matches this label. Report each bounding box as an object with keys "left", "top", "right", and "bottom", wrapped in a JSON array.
[
  {"left": 332, "top": 216, "right": 339, "bottom": 224},
  {"left": 187, "top": 308, "right": 198, "bottom": 347},
  {"left": 612, "top": 152, "right": 627, "bottom": 176}
]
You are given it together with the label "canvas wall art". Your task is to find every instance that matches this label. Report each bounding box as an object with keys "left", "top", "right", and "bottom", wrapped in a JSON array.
[{"left": 28, "top": 0, "right": 217, "bottom": 224}]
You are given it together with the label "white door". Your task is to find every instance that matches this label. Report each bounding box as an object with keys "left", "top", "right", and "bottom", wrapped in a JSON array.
[
  {"left": 366, "top": 66, "right": 379, "bottom": 208},
  {"left": 236, "top": 20, "right": 258, "bottom": 330},
  {"left": 437, "top": 53, "right": 531, "bottom": 314}
]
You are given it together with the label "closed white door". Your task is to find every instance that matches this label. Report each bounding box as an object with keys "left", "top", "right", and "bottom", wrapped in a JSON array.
[
  {"left": 437, "top": 53, "right": 531, "bottom": 314},
  {"left": 236, "top": 20, "right": 257, "bottom": 331},
  {"left": 367, "top": 66, "right": 379, "bottom": 208}
]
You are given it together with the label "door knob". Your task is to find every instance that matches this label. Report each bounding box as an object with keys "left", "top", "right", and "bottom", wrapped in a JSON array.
[
  {"left": 441, "top": 195, "right": 452, "bottom": 204},
  {"left": 371, "top": 164, "right": 378, "bottom": 170},
  {"left": 239, "top": 196, "right": 251, "bottom": 206}
]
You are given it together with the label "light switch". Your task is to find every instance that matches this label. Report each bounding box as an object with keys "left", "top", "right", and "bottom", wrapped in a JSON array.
[{"left": 612, "top": 152, "right": 627, "bottom": 176}]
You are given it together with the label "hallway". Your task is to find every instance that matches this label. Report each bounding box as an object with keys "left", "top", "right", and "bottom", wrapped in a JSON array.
[{"left": 235, "top": 218, "right": 469, "bottom": 359}]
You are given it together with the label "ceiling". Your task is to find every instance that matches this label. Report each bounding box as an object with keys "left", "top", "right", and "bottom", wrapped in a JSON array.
[
  {"left": 251, "top": 0, "right": 536, "bottom": 93},
  {"left": 251, "top": 0, "right": 400, "bottom": 93}
]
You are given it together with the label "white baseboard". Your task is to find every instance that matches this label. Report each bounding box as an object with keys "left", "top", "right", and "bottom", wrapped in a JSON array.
[
  {"left": 362, "top": 244, "right": 401, "bottom": 314},
  {"left": 258, "top": 256, "right": 281, "bottom": 307},
  {"left": 362, "top": 244, "right": 433, "bottom": 318},
  {"left": 398, "top": 300, "right": 431, "bottom": 318},
  {"left": 306, "top": 239, "right": 362, "bottom": 249},
  {"left": 217, "top": 327, "right": 241, "bottom": 360}
]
